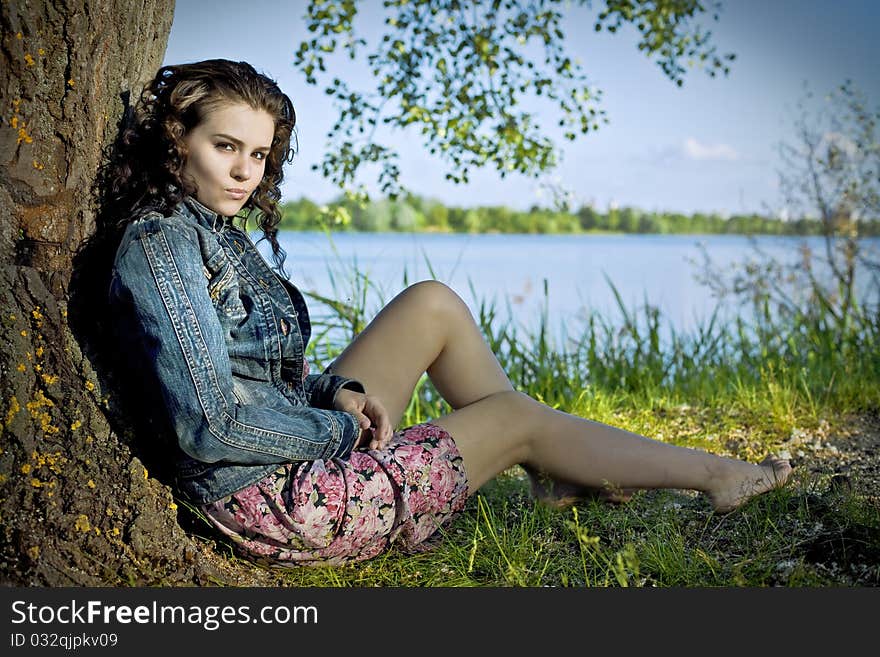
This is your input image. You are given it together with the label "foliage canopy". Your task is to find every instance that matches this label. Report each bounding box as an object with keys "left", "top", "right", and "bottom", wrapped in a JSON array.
[{"left": 294, "top": 0, "right": 734, "bottom": 207}]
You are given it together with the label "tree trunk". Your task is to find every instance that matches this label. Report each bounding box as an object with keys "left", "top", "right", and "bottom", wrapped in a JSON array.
[{"left": 0, "top": 0, "right": 260, "bottom": 586}]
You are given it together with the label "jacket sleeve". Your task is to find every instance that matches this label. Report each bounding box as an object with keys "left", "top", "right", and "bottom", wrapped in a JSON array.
[
  {"left": 303, "top": 371, "right": 365, "bottom": 410},
  {"left": 110, "top": 216, "right": 361, "bottom": 466}
]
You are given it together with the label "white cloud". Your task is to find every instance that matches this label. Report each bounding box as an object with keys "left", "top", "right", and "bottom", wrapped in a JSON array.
[{"left": 682, "top": 137, "right": 739, "bottom": 162}]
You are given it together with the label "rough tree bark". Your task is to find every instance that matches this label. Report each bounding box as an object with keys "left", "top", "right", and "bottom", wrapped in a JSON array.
[{"left": 0, "top": 0, "right": 265, "bottom": 586}]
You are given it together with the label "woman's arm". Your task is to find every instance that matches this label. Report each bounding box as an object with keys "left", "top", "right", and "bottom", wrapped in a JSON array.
[{"left": 110, "top": 215, "right": 361, "bottom": 465}]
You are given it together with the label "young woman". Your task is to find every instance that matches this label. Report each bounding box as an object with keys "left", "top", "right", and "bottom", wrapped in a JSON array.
[{"left": 107, "top": 59, "right": 792, "bottom": 567}]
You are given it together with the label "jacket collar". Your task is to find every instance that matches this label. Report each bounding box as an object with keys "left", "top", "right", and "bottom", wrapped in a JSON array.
[{"left": 180, "top": 196, "right": 231, "bottom": 232}]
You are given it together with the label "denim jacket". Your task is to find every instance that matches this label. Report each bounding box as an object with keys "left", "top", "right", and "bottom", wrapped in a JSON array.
[{"left": 109, "top": 197, "right": 363, "bottom": 503}]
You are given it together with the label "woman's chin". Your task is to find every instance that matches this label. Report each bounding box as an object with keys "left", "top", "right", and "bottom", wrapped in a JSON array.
[{"left": 202, "top": 197, "right": 246, "bottom": 217}]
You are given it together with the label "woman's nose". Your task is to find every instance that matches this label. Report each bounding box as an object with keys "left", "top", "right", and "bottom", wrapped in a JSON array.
[{"left": 231, "top": 155, "right": 252, "bottom": 181}]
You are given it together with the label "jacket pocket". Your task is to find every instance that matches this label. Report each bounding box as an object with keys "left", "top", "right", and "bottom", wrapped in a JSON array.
[{"left": 203, "top": 248, "right": 247, "bottom": 321}]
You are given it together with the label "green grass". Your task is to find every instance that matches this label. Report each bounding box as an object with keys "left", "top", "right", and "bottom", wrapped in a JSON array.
[
  {"left": 183, "top": 470, "right": 879, "bottom": 586},
  {"left": 186, "top": 256, "right": 880, "bottom": 587}
]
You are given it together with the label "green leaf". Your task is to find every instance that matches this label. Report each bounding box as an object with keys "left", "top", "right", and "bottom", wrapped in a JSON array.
[{"left": 293, "top": 0, "right": 732, "bottom": 200}]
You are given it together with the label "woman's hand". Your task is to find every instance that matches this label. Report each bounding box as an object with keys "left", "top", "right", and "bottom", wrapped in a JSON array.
[{"left": 333, "top": 388, "right": 394, "bottom": 451}]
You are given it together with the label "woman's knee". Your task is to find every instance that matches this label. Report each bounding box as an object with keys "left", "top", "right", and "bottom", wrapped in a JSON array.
[
  {"left": 400, "top": 280, "right": 471, "bottom": 327},
  {"left": 439, "top": 390, "right": 539, "bottom": 471}
]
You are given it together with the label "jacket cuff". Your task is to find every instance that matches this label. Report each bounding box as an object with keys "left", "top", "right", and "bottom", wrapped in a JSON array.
[
  {"left": 332, "top": 411, "right": 361, "bottom": 459},
  {"left": 306, "top": 371, "right": 365, "bottom": 409}
]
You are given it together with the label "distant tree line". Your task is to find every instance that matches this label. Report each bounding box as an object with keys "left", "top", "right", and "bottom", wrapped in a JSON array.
[{"left": 277, "top": 194, "right": 880, "bottom": 236}]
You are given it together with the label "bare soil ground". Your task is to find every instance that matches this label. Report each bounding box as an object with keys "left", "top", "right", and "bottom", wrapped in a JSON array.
[{"left": 795, "top": 411, "right": 880, "bottom": 504}]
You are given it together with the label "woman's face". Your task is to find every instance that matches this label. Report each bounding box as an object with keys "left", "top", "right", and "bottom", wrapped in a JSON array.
[{"left": 181, "top": 102, "right": 275, "bottom": 217}]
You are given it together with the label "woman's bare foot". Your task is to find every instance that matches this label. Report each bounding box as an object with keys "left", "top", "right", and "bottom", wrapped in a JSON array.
[
  {"left": 523, "top": 464, "right": 635, "bottom": 509},
  {"left": 708, "top": 456, "right": 793, "bottom": 513}
]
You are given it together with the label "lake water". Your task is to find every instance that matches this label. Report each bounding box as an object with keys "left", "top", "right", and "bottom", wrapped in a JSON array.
[{"left": 267, "top": 232, "right": 879, "bottom": 341}]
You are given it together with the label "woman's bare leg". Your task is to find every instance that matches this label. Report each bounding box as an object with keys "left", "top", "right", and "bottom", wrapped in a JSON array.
[
  {"left": 432, "top": 390, "right": 790, "bottom": 512},
  {"left": 329, "top": 281, "right": 791, "bottom": 512},
  {"left": 330, "top": 281, "right": 602, "bottom": 503},
  {"left": 328, "top": 280, "right": 513, "bottom": 425}
]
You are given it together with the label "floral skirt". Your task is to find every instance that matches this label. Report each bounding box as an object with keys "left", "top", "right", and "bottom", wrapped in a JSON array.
[{"left": 201, "top": 423, "right": 469, "bottom": 566}]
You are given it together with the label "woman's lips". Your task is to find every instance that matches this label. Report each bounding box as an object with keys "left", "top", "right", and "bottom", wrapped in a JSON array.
[{"left": 226, "top": 188, "right": 247, "bottom": 200}]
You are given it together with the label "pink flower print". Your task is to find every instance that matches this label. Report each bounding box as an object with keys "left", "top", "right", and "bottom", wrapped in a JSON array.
[
  {"left": 262, "top": 465, "right": 292, "bottom": 497},
  {"left": 312, "top": 463, "right": 346, "bottom": 513},
  {"left": 248, "top": 510, "right": 284, "bottom": 541},
  {"left": 359, "top": 470, "right": 394, "bottom": 504},
  {"left": 348, "top": 501, "right": 391, "bottom": 542},
  {"left": 429, "top": 460, "right": 457, "bottom": 501},
  {"left": 345, "top": 453, "right": 376, "bottom": 498},
  {"left": 231, "top": 485, "right": 268, "bottom": 530},
  {"left": 241, "top": 538, "right": 278, "bottom": 558},
  {"left": 291, "top": 486, "right": 312, "bottom": 509},
  {"left": 394, "top": 444, "right": 431, "bottom": 472},
  {"left": 407, "top": 424, "right": 431, "bottom": 441},
  {"left": 407, "top": 488, "right": 431, "bottom": 516},
  {"left": 410, "top": 514, "right": 442, "bottom": 544},
  {"left": 199, "top": 420, "right": 468, "bottom": 566},
  {"left": 404, "top": 467, "right": 425, "bottom": 488},
  {"left": 295, "top": 503, "right": 338, "bottom": 547}
]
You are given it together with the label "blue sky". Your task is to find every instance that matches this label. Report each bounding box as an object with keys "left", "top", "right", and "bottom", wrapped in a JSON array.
[{"left": 163, "top": 0, "right": 879, "bottom": 216}]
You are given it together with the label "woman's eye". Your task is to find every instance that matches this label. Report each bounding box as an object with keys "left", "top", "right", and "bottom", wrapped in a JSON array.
[
  {"left": 216, "top": 142, "right": 234, "bottom": 151},
  {"left": 254, "top": 152, "right": 266, "bottom": 161}
]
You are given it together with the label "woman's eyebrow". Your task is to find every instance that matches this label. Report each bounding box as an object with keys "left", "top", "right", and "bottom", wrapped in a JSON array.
[{"left": 213, "top": 133, "right": 271, "bottom": 152}]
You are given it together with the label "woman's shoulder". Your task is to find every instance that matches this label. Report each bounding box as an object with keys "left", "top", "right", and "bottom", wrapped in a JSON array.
[
  {"left": 128, "top": 199, "right": 202, "bottom": 228},
  {"left": 123, "top": 201, "right": 212, "bottom": 241},
  {"left": 114, "top": 203, "right": 207, "bottom": 265}
]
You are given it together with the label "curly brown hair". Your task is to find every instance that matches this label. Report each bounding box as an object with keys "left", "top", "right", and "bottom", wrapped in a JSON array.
[{"left": 104, "top": 59, "right": 296, "bottom": 273}]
